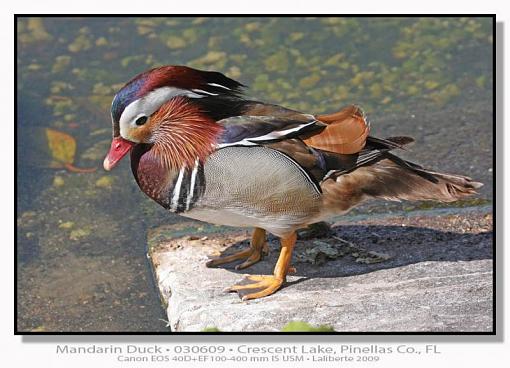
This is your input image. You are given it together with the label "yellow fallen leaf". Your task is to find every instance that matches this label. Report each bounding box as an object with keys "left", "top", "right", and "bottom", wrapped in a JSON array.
[
  {"left": 21, "top": 127, "right": 96, "bottom": 173},
  {"left": 46, "top": 128, "right": 76, "bottom": 165}
]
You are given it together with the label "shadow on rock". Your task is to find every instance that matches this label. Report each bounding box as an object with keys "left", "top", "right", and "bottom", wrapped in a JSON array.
[{"left": 207, "top": 223, "right": 493, "bottom": 281}]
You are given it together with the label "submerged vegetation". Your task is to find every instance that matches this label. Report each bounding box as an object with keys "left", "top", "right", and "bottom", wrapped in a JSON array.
[{"left": 18, "top": 17, "right": 492, "bottom": 124}]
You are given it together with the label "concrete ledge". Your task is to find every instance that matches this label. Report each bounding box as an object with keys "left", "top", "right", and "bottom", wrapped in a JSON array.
[{"left": 149, "top": 209, "right": 493, "bottom": 332}]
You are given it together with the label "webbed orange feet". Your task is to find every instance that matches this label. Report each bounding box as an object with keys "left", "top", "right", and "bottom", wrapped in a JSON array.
[
  {"left": 227, "top": 232, "right": 297, "bottom": 301},
  {"left": 206, "top": 228, "right": 269, "bottom": 270},
  {"left": 226, "top": 275, "right": 284, "bottom": 301}
]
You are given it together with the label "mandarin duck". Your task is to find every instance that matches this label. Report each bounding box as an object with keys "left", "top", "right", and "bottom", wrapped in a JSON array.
[{"left": 104, "top": 66, "right": 482, "bottom": 300}]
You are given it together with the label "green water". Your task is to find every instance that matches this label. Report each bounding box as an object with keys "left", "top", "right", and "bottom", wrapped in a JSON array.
[{"left": 16, "top": 17, "right": 493, "bottom": 332}]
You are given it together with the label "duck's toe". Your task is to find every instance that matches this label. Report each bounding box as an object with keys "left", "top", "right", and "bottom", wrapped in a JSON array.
[{"left": 226, "top": 275, "right": 284, "bottom": 300}]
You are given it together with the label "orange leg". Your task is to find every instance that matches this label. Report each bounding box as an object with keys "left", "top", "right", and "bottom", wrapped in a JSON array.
[
  {"left": 206, "top": 228, "right": 269, "bottom": 270},
  {"left": 227, "top": 232, "right": 297, "bottom": 301}
]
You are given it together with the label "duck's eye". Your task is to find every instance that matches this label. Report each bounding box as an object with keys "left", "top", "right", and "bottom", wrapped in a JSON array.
[{"left": 135, "top": 116, "right": 148, "bottom": 126}]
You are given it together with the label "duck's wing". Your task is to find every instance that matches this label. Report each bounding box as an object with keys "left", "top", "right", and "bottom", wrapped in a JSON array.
[
  {"left": 263, "top": 135, "right": 413, "bottom": 185},
  {"left": 215, "top": 106, "right": 407, "bottom": 185},
  {"left": 216, "top": 103, "right": 370, "bottom": 154},
  {"left": 216, "top": 114, "right": 327, "bottom": 148}
]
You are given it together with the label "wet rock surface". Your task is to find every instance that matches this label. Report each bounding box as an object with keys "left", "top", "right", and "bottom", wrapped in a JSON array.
[{"left": 150, "top": 207, "right": 493, "bottom": 332}]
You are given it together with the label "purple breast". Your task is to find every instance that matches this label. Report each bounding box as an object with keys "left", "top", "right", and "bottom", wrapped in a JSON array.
[{"left": 130, "top": 145, "right": 176, "bottom": 208}]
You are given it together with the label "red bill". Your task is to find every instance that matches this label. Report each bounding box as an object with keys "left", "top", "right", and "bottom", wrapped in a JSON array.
[{"left": 103, "top": 136, "right": 135, "bottom": 171}]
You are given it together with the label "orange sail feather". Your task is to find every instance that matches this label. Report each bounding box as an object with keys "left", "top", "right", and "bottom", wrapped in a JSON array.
[{"left": 304, "top": 105, "right": 370, "bottom": 154}]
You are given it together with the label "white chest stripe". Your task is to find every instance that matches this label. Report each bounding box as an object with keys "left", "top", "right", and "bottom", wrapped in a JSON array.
[
  {"left": 217, "top": 120, "right": 318, "bottom": 148},
  {"left": 171, "top": 166, "right": 186, "bottom": 211},
  {"left": 186, "top": 158, "right": 200, "bottom": 211}
]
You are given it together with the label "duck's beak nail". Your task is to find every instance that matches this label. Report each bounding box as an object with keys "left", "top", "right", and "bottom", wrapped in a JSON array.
[
  {"left": 103, "top": 157, "right": 113, "bottom": 171},
  {"left": 103, "top": 137, "right": 135, "bottom": 171}
]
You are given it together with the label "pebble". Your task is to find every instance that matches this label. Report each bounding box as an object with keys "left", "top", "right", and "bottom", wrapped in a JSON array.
[
  {"left": 53, "top": 176, "right": 65, "bottom": 187},
  {"left": 59, "top": 221, "right": 74, "bottom": 229},
  {"left": 95, "top": 176, "right": 114, "bottom": 188}
]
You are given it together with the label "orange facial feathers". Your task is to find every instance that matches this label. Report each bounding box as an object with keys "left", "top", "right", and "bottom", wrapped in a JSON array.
[{"left": 148, "top": 96, "right": 223, "bottom": 169}]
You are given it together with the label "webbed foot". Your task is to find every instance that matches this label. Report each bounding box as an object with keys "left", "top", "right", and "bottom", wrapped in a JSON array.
[
  {"left": 226, "top": 232, "right": 297, "bottom": 300},
  {"left": 226, "top": 275, "right": 284, "bottom": 301}
]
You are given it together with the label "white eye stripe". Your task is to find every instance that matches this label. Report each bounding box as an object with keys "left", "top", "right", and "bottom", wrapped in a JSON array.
[{"left": 118, "top": 87, "right": 204, "bottom": 139}]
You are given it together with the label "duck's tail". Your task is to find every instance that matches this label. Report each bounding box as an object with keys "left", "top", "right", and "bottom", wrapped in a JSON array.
[
  {"left": 363, "top": 156, "right": 482, "bottom": 202},
  {"left": 327, "top": 153, "right": 483, "bottom": 206}
]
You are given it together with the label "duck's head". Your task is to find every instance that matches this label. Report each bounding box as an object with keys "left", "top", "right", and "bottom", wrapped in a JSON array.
[{"left": 103, "top": 65, "right": 244, "bottom": 171}]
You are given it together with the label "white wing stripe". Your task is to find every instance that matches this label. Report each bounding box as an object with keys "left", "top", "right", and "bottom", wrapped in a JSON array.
[{"left": 217, "top": 120, "right": 318, "bottom": 148}]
